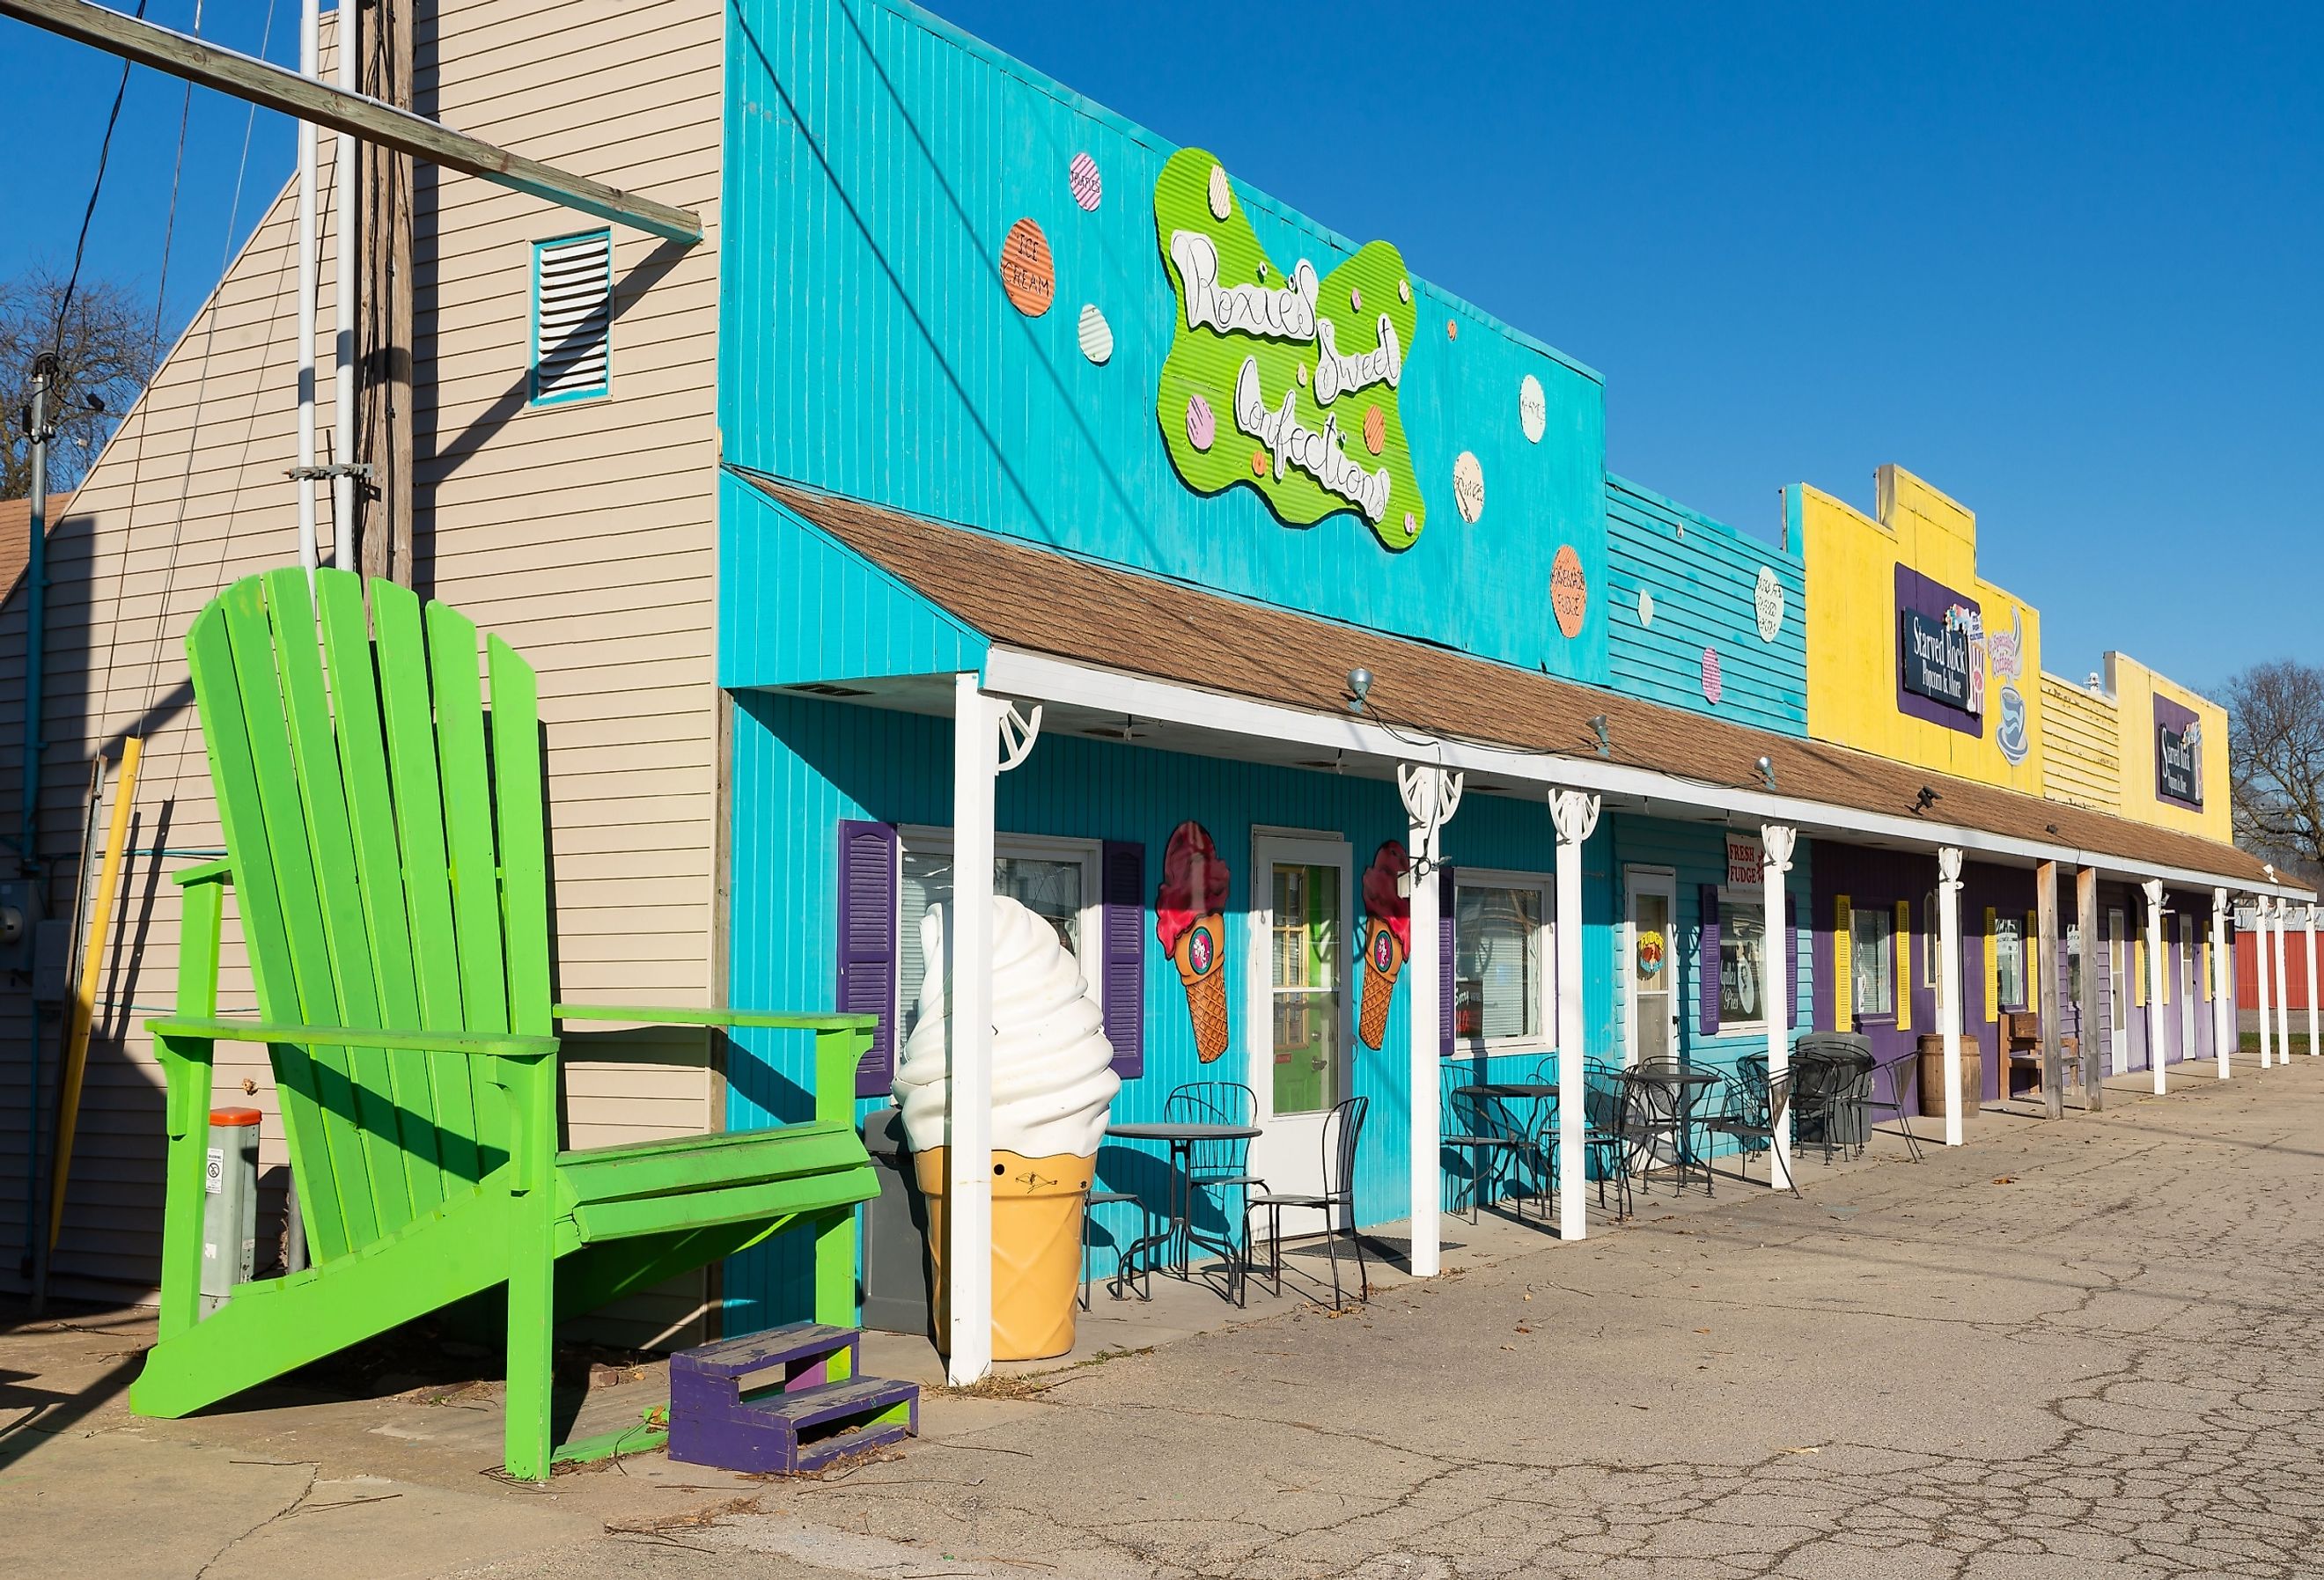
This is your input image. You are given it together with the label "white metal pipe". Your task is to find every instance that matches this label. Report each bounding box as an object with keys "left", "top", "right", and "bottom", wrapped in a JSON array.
[
  {"left": 2210, "top": 889, "right": 2232, "bottom": 1081},
  {"left": 1938, "top": 847, "right": 1965, "bottom": 1147},
  {"left": 2142, "top": 880, "right": 2167, "bottom": 1096},
  {"left": 1761, "top": 825, "right": 1797, "bottom": 1189},
  {"left": 295, "top": 0, "right": 319, "bottom": 572},
  {"left": 1550, "top": 789, "right": 1598, "bottom": 1239},
  {"left": 945, "top": 673, "right": 995, "bottom": 1385},
  {"left": 333, "top": 0, "right": 357, "bottom": 566}
]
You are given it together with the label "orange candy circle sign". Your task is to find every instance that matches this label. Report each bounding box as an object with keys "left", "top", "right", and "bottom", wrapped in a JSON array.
[
  {"left": 1550, "top": 544, "right": 1588, "bottom": 638},
  {"left": 999, "top": 217, "right": 1055, "bottom": 316}
]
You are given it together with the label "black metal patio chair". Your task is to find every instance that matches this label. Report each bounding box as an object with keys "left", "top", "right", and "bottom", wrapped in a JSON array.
[
  {"left": 1577, "top": 1057, "right": 1635, "bottom": 1222},
  {"left": 1242, "top": 1094, "right": 1370, "bottom": 1310},
  {"left": 1443, "top": 1072, "right": 1527, "bottom": 1224},
  {"left": 1165, "top": 1081, "right": 1266, "bottom": 1277},
  {"left": 1862, "top": 1049, "right": 1925, "bottom": 1162},
  {"left": 1704, "top": 1068, "right": 1802, "bottom": 1197},
  {"left": 1620, "top": 1061, "right": 1702, "bottom": 1196}
]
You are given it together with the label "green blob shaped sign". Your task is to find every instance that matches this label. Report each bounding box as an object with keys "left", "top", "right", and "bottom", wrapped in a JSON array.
[{"left": 1154, "top": 148, "right": 1424, "bottom": 552}]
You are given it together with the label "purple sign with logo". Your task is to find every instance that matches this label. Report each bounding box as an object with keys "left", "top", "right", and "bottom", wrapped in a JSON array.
[
  {"left": 1894, "top": 564, "right": 1984, "bottom": 738},
  {"left": 2155, "top": 694, "right": 2203, "bottom": 809}
]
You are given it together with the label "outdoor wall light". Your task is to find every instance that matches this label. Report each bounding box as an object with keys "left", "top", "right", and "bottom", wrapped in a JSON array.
[
  {"left": 1754, "top": 755, "right": 1776, "bottom": 792},
  {"left": 1344, "top": 668, "right": 1372, "bottom": 714},
  {"left": 1916, "top": 785, "right": 1942, "bottom": 812},
  {"left": 1589, "top": 715, "right": 1611, "bottom": 757}
]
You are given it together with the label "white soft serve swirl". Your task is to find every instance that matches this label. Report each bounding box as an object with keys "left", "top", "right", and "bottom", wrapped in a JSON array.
[{"left": 893, "top": 895, "right": 1122, "bottom": 1158}]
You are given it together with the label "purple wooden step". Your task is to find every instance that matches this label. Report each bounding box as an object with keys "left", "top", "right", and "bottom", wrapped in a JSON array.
[
  {"left": 745, "top": 1375, "right": 917, "bottom": 1432},
  {"left": 672, "top": 1321, "right": 857, "bottom": 1379},
  {"left": 783, "top": 1412, "right": 916, "bottom": 1474}
]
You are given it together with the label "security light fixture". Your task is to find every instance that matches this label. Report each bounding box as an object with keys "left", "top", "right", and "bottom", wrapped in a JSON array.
[
  {"left": 1915, "top": 785, "right": 1942, "bottom": 812},
  {"left": 1754, "top": 755, "right": 1776, "bottom": 792},
  {"left": 1588, "top": 715, "right": 1611, "bottom": 757},
  {"left": 1344, "top": 667, "right": 1372, "bottom": 714}
]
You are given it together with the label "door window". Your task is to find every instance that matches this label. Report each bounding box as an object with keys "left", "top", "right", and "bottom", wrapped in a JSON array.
[
  {"left": 1269, "top": 862, "right": 1342, "bottom": 1116},
  {"left": 2107, "top": 908, "right": 2129, "bottom": 1033},
  {"left": 1994, "top": 915, "right": 2026, "bottom": 1010},
  {"left": 1630, "top": 886, "right": 1673, "bottom": 1064}
]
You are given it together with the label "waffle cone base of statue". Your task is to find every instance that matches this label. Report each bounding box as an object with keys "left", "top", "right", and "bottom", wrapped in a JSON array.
[
  {"left": 1357, "top": 917, "right": 1407, "bottom": 1049},
  {"left": 1173, "top": 914, "right": 1231, "bottom": 1062},
  {"left": 915, "top": 1148, "right": 1092, "bottom": 1361}
]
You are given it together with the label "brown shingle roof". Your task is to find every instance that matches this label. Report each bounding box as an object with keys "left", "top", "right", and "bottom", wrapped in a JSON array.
[
  {"left": 0, "top": 490, "right": 72, "bottom": 606},
  {"left": 750, "top": 475, "right": 2274, "bottom": 889}
]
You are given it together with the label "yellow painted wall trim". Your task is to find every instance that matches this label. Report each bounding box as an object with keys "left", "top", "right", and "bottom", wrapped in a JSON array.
[
  {"left": 1894, "top": 900, "right": 1912, "bottom": 1030},
  {"left": 1834, "top": 895, "right": 1853, "bottom": 1030}
]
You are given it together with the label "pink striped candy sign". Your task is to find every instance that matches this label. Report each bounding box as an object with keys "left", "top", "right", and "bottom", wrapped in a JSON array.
[{"left": 1069, "top": 152, "right": 1102, "bottom": 211}]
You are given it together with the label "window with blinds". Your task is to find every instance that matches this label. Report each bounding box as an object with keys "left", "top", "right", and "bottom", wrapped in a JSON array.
[{"left": 531, "top": 231, "right": 612, "bottom": 404}]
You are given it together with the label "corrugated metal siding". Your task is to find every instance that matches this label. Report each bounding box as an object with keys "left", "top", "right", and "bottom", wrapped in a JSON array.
[
  {"left": 1605, "top": 476, "right": 1807, "bottom": 736},
  {"left": 725, "top": 690, "right": 1614, "bottom": 1331},
  {"left": 2040, "top": 672, "right": 2121, "bottom": 812},
  {"left": 718, "top": 0, "right": 1611, "bottom": 685},
  {"left": 0, "top": 2, "right": 728, "bottom": 1347}
]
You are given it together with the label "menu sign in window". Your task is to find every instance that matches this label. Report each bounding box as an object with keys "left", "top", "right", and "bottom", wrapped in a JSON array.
[
  {"left": 2155, "top": 695, "right": 2203, "bottom": 809},
  {"left": 1894, "top": 565, "right": 1985, "bottom": 736}
]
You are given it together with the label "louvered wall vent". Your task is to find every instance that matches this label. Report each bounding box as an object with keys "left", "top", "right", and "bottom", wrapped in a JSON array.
[{"left": 532, "top": 231, "right": 613, "bottom": 404}]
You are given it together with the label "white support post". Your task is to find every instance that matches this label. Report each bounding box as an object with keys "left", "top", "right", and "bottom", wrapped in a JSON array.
[
  {"left": 2257, "top": 897, "right": 2275, "bottom": 1069},
  {"left": 1398, "top": 764, "right": 1462, "bottom": 1279},
  {"left": 2210, "top": 888, "right": 2232, "bottom": 1081},
  {"left": 1938, "top": 847, "right": 1965, "bottom": 1147},
  {"left": 1761, "top": 824, "right": 1798, "bottom": 1189},
  {"left": 2306, "top": 906, "right": 2319, "bottom": 1057},
  {"left": 332, "top": 0, "right": 357, "bottom": 567},
  {"left": 2142, "top": 879, "right": 2167, "bottom": 1096},
  {"left": 1548, "top": 788, "right": 1600, "bottom": 1240},
  {"left": 945, "top": 672, "right": 1000, "bottom": 1385},
  {"left": 2272, "top": 898, "right": 2292, "bottom": 1063}
]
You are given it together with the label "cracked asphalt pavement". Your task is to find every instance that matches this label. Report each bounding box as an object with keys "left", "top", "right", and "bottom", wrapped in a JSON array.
[{"left": 8, "top": 1061, "right": 2322, "bottom": 1578}]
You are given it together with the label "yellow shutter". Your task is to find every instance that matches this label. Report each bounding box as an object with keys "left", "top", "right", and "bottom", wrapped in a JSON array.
[
  {"left": 1834, "top": 896, "right": 1853, "bottom": 1027},
  {"left": 2134, "top": 938, "right": 2145, "bottom": 1006},
  {"left": 1983, "top": 907, "right": 1999, "bottom": 1022},
  {"left": 1894, "top": 900, "right": 1913, "bottom": 1030},
  {"left": 2162, "top": 932, "right": 2172, "bottom": 1003},
  {"left": 2026, "top": 911, "right": 2040, "bottom": 1010}
]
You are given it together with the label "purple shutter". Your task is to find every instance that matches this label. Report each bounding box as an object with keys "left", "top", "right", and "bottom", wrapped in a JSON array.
[
  {"left": 836, "top": 819, "right": 899, "bottom": 1098},
  {"left": 1439, "top": 865, "right": 1458, "bottom": 1055},
  {"left": 1790, "top": 919, "right": 1804, "bottom": 1028},
  {"left": 1698, "top": 885, "right": 1722, "bottom": 1038},
  {"left": 1100, "top": 840, "right": 1145, "bottom": 1080}
]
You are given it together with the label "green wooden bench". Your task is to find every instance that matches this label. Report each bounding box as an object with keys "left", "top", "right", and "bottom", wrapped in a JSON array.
[{"left": 129, "top": 567, "right": 875, "bottom": 1480}]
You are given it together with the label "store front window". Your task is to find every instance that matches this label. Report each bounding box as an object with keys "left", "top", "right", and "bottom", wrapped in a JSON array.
[
  {"left": 1851, "top": 906, "right": 1896, "bottom": 1017},
  {"left": 1454, "top": 873, "right": 1551, "bottom": 1049},
  {"left": 897, "top": 832, "right": 1098, "bottom": 1040},
  {"left": 1718, "top": 893, "right": 1768, "bottom": 1031}
]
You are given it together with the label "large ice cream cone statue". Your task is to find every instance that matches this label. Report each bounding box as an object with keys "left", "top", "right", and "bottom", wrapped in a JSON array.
[
  {"left": 893, "top": 900, "right": 1122, "bottom": 1362},
  {"left": 1158, "top": 821, "right": 1232, "bottom": 1062},
  {"left": 1357, "top": 841, "right": 1412, "bottom": 1051}
]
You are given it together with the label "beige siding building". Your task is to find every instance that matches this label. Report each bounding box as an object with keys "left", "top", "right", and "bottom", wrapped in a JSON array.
[{"left": 1, "top": 1, "right": 728, "bottom": 1344}]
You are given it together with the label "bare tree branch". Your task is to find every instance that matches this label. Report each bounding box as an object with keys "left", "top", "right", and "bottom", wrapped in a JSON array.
[
  {"left": 2226, "top": 659, "right": 2324, "bottom": 886},
  {"left": 2, "top": 268, "right": 163, "bottom": 496}
]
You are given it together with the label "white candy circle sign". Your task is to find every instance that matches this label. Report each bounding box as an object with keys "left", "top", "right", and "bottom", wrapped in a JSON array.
[{"left": 1754, "top": 566, "right": 1785, "bottom": 642}]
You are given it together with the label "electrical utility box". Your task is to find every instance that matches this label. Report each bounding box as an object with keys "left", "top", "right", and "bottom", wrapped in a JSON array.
[
  {"left": 202, "top": 1108, "right": 263, "bottom": 1316},
  {"left": 0, "top": 878, "right": 40, "bottom": 974}
]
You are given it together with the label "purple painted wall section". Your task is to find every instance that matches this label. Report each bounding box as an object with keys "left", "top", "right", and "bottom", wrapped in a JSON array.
[
  {"left": 1810, "top": 846, "right": 2037, "bottom": 1104},
  {"left": 1894, "top": 564, "right": 1985, "bottom": 739},
  {"left": 2093, "top": 882, "right": 2218, "bottom": 1072}
]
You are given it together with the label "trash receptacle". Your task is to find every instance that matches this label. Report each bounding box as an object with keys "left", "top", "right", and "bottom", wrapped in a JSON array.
[
  {"left": 202, "top": 1107, "right": 261, "bottom": 1317},
  {"left": 859, "top": 1107, "right": 933, "bottom": 1338}
]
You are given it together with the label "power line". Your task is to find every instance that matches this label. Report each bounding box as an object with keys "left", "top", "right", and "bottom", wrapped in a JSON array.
[{"left": 51, "top": 0, "right": 154, "bottom": 360}]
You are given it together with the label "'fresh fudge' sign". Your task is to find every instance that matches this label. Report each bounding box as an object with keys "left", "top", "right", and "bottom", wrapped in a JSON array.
[
  {"left": 2156, "top": 695, "right": 2203, "bottom": 809},
  {"left": 1894, "top": 565, "right": 1985, "bottom": 735},
  {"left": 1155, "top": 148, "right": 1424, "bottom": 551}
]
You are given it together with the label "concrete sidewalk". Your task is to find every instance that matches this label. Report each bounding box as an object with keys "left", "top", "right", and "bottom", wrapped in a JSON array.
[{"left": 6, "top": 1060, "right": 2321, "bottom": 1578}]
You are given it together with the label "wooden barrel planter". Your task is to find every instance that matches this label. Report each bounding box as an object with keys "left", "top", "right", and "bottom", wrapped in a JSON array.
[{"left": 1917, "top": 1033, "right": 1982, "bottom": 1118}]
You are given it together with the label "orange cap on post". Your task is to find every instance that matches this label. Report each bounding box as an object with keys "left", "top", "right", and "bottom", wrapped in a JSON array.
[{"left": 209, "top": 1107, "right": 263, "bottom": 1128}]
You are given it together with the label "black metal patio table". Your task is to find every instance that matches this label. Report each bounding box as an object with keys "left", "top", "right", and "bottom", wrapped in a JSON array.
[
  {"left": 1101, "top": 1121, "right": 1264, "bottom": 1297},
  {"left": 1622, "top": 1065, "right": 1724, "bottom": 1193},
  {"left": 1452, "top": 1082, "right": 1559, "bottom": 1212}
]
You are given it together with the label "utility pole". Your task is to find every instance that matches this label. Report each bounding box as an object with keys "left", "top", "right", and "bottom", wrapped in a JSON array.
[
  {"left": 18, "top": 352, "right": 55, "bottom": 867},
  {"left": 359, "top": 0, "right": 415, "bottom": 587}
]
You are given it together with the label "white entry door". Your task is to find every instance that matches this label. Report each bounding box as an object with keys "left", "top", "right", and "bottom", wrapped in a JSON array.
[
  {"left": 1247, "top": 831, "right": 1353, "bottom": 1227},
  {"left": 1626, "top": 868, "right": 1679, "bottom": 1068}
]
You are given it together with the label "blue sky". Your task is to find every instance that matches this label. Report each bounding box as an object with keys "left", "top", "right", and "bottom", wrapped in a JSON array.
[{"left": 3, "top": 1, "right": 2316, "bottom": 687}]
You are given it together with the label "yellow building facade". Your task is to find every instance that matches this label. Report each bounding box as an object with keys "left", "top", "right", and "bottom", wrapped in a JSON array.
[{"left": 1796, "top": 465, "right": 2046, "bottom": 795}]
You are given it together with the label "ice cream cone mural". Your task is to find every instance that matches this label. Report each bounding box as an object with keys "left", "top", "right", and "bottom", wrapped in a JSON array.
[
  {"left": 1357, "top": 841, "right": 1412, "bottom": 1049},
  {"left": 893, "top": 898, "right": 1122, "bottom": 1361},
  {"left": 1157, "top": 820, "right": 1232, "bottom": 1062}
]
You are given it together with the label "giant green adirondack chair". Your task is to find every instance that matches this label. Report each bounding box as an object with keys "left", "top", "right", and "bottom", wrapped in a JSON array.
[{"left": 129, "top": 567, "right": 876, "bottom": 1480}]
